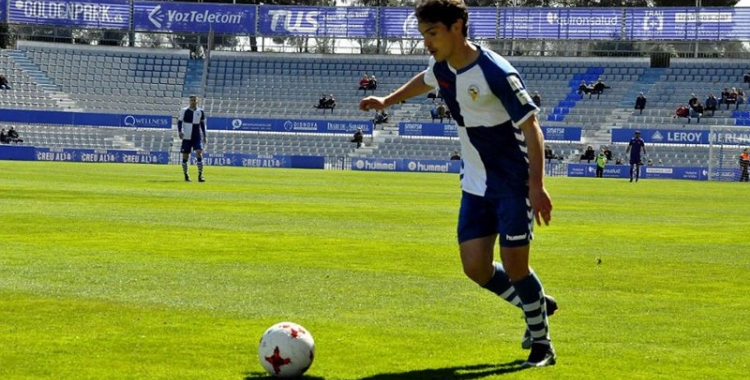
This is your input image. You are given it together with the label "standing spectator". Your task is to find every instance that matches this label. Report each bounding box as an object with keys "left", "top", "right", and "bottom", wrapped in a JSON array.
[
  {"left": 705, "top": 93, "right": 718, "bottom": 116},
  {"left": 7, "top": 126, "right": 23, "bottom": 143},
  {"left": 625, "top": 130, "right": 646, "bottom": 183},
  {"left": 532, "top": 91, "right": 541, "bottom": 107},
  {"left": 595, "top": 148, "right": 607, "bottom": 178},
  {"left": 634, "top": 92, "right": 647, "bottom": 114},
  {"left": 177, "top": 95, "right": 207, "bottom": 183},
  {"left": 740, "top": 147, "right": 749, "bottom": 182},
  {"left": 0, "top": 74, "right": 10, "bottom": 90},
  {"left": 350, "top": 127, "right": 364, "bottom": 148},
  {"left": 449, "top": 150, "right": 461, "bottom": 160},
  {"left": 358, "top": 0, "right": 557, "bottom": 367},
  {"left": 591, "top": 78, "right": 610, "bottom": 99}
]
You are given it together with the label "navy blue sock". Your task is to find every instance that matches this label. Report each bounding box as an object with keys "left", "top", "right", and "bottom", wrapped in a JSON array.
[
  {"left": 513, "top": 273, "right": 550, "bottom": 345},
  {"left": 482, "top": 262, "right": 522, "bottom": 308}
]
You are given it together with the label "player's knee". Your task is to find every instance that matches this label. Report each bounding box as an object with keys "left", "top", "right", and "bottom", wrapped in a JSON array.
[{"left": 462, "top": 262, "right": 492, "bottom": 285}]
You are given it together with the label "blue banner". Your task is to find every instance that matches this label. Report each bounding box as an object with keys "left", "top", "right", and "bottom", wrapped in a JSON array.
[
  {"left": 0, "top": 0, "right": 6, "bottom": 23},
  {"left": 541, "top": 127, "right": 581, "bottom": 142},
  {"left": 625, "top": 8, "right": 750, "bottom": 41},
  {"left": 193, "top": 152, "right": 324, "bottom": 169},
  {"left": 567, "top": 163, "right": 708, "bottom": 180},
  {"left": 133, "top": 2, "right": 255, "bottom": 34},
  {"left": 611, "top": 128, "right": 750, "bottom": 145},
  {"left": 258, "top": 5, "right": 376, "bottom": 37},
  {"left": 499, "top": 8, "right": 621, "bottom": 40},
  {"left": 398, "top": 122, "right": 458, "bottom": 138},
  {"left": 34, "top": 148, "right": 169, "bottom": 164},
  {"left": 351, "top": 158, "right": 461, "bottom": 173},
  {"left": 8, "top": 0, "right": 130, "bottom": 29},
  {"left": 210, "top": 117, "right": 372, "bottom": 134},
  {"left": 380, "top": 7, "right": 496, "bottom": 39},
  {"left": 0, "top": 109, "right": 172, "bottom": 129}
]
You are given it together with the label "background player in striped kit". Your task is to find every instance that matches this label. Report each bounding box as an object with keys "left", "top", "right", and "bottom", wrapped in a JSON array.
[
  {"left": 177, "top": 95, "right": 207, "bottom": 182},
  {"left": 359, "top": 0, "right": 557, "bottom": 369}
]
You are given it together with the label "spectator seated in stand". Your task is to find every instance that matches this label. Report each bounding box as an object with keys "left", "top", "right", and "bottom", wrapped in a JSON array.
[
  {"left": 580, "top": 145, "right": 595, "bottom": 163},
  {"left": 688, "top": 101, "right": 703, "bottom": 124},
  {"left": 0, "top": 74, "right": 11, "bottom": 90},
  {"left": 577, "top": 80, "right": 590, "bottom": 99},
  {"left": 431, "top": 101, "right": 451, "bottom": 123},
  {"left": 373, "top": 109, "right": 389, "bottom": 125},
  {"left": 449, "top": 150, "right": 461, "bottom": 160},
  {"left": 705, "top": 93, "right": 718, "bottom": 116},
  {"left": 591, "top": 78, "right": 610, "bottom": 99},
  {"left": 736, "top": 88, "right": 746, "bottom": 110},
  {"left": 634, "top": 92, "right": 647, "bottom": 114},
  {"left": 358, "top": 74, "right": 370, "bottom": 92},
  {"left": 673, "top": 105, "right": 690, "bottom": 121},
  {"left": 744, "top": 70, "right": 750, "bottom": 87},
  {"left": 350, "top": 127, "right": 364, "bottom": 148},
  {"left": 0, "top": 129, "right": 9, "bottom": 144},
  {"left": 315, "top": 94, "right": 336, "bottom": 113},
  {"left": 367, "top": 75, "right": 377, "bottom": 91},
  {"left": 6, "top": 127, "right": 23, "bottom": 143},
  {"left": 544, "top": 145, "right": 556, "bottom": 162},
  {"left": 427, "top": 89, "right": 440, "bottom": 100},
  {"left": 532, "top": 91, "right": 541, "bottom": 107},
  {"left": 602, "top": 145, "right": 613, "bottom": 161},
  {"left": 720, "top": 87, "right": 735, "bottom": 109}
]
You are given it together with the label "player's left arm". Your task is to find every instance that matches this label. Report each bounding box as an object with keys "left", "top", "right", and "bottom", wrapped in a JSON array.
[
  {"left": 520, "top": 116, "right": 552, "bottom": 226},
  {"left": 488, "top": 71, "right": 551, "bottom": 226},
  {"left": 200, "top": 111, "right": 207, "bottom": 144}
]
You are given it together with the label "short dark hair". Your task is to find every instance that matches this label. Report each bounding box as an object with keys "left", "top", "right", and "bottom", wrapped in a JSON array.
[{"left": 415, "top": 0, "right": 469, "bottom": 37}]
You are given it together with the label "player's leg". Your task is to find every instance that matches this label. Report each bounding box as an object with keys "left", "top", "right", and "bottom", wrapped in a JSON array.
[
  {"left": 634, "top": 163, "right": 641, "bottom": 182},
  {"left": 195, "top": 148, "right": 205, "bottom": 182},
  {"left": 629, "top": 161, "right": 636, "bottom": 182}
]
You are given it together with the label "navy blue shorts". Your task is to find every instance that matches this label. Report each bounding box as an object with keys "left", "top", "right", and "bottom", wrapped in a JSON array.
[
  {"left": 180, "top": 139, "right": 203, "bottom": 153},
  {"left": 630, "top": 156, "right": 641, "bottom": 166},
  {"left": 457, "top": 191, "right": 533, "bottom": 248}
]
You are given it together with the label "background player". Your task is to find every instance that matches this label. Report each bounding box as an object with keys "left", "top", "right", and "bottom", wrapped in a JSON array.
[
  {"left": 360, "top": 0, "right": 556, "bottom": 368},
  {"left": 625, "top": 130, "right": 646, "bottom": 182},
  {"left": 178, "top": 95, "right": 207, "bottom": 182}
]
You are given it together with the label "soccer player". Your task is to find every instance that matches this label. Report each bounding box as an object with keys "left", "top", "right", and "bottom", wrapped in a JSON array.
[
  {"left": 360, "top": 0, "right": 556, "bottom": 368},
  {"left": 178, "top": 95, "right": 207, "bottom": 182},
  {"left": 625, "top": 130, "right": 646, "bottom": 182}
]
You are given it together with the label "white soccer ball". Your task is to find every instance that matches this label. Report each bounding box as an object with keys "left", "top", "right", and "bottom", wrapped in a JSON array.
[{"left": 258, "top": 322, "right": 315, "bottom": 378}]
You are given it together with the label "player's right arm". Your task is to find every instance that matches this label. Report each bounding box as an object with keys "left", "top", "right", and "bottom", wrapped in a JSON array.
[{"left": 359, "top": 71, "right": 433, "bottom": 111}]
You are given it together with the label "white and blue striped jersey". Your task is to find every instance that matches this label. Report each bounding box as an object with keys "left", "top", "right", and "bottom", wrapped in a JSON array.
[
  {"left": 423, "top": 45, "right": 539, "bottom": 198},
  {"left": 178, "top": 107, "right": 206, "bottom": 141}
]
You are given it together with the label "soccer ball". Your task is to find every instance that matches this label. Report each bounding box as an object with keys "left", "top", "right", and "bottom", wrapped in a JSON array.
[{"left": 258, "top": 322, "right": 315, "bottom": 378}]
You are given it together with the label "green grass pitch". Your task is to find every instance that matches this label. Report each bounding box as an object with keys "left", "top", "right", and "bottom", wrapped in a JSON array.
[{"left": 1, "top": 161, "right": 748, "bottom": 380}]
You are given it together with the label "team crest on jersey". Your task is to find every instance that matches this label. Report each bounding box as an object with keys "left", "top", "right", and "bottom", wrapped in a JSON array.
[{"left": 468, "top": 85, "right": 480, "bottom": 101}]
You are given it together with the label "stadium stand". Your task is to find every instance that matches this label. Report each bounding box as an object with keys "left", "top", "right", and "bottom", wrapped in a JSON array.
[{"left": 4, "top": 41, "right": 748, "bottom": 167}]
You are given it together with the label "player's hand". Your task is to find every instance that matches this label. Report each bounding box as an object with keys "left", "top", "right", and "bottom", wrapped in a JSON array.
[
  {"left": 359, "top": 96, "right": 388, "bottom": 111},
  {"left": 529, "top": 186, "right": 553, "bottom": 226},
  {"left": 179, "top": 132, "right": 184, "bottom": 139}
]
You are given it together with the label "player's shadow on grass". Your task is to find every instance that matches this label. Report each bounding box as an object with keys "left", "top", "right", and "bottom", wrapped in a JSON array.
[
  {"left": 357, "top": 361, "right": 527, "bottom": 379},
  {"left": 243, "top": 361, "right": 527, "bottom": 380},
  {"left": 243, "top": 373, "right": 325, "bottom": 380}
]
